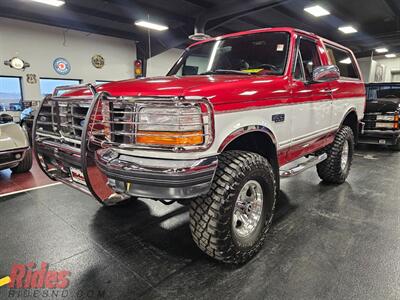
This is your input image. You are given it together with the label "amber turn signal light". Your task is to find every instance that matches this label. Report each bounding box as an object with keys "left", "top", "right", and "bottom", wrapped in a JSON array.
[{"left": 136, "top": 130, "right": 204, "bottom": 146}]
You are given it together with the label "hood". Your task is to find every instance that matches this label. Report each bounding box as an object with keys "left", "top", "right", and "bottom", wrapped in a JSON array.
[
  {"left": 67, "top": 75, "right": 289, "bottom": 110},
  {"left": 0, "top": 123, "right": 29, "bottom": 151},
  {"left": 365, "top": 97, "right": 400, "bottom": 113}
]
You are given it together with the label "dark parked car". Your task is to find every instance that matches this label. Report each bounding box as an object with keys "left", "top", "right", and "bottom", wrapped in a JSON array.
[{"left": 359, "top": 83, "right": 400, "bottom": 150}]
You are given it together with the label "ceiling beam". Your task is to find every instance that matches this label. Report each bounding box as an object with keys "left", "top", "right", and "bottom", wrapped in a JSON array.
[
  {"left": 203, "top": 0, "right": 292, "bottom": 33},
  {"left": 63, "top": 3, "right": 134, "bottom": 25},
  {"left": 383, "top": 0, "right": 400, "bottom": 18},
  {"left": 0, "top": 5, "right": 144, "bottom": 41},
  {"left": 180, "top": 0, "right": 214, "bottom": 8},
  {"left": 239, "top": 16, "right": 270, "bottom": 29},
  {"left": 109, "top": 0, "right": 194, "bottom": 24}
]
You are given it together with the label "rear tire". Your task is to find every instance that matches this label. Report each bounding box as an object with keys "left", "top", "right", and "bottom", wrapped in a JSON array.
[
  {"left": 11, "top": 148, "right": 33, "bottom": 173},
  {"left": 189, "top": 150, "right": 277, "bottom": 264},
  {"left": 317, "top": 126, "right": 354, "bottom": 184}
]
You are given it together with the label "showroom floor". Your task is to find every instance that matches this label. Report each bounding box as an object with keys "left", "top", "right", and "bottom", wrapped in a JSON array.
[
  {"left": 0, "top": 160, "right": 55, "bottom": 196},
  {"left": 0, "top": 145, "right": 399, "bottom": 300}
]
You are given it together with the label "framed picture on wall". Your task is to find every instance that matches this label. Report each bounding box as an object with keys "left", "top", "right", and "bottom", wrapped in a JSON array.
[{"left": 374, "top": 63, "right": 385, "bottom": 82}]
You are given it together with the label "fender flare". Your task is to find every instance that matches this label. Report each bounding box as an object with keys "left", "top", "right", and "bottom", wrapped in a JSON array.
[
  {"left": 217, "top": 125, "right": 277, "bottom": 153},
  {"left": 341, "top": 107, "right": 359, "bottom": 126},
  {"left": 340, "top": 107, "right": 360, "bottom": 141}
]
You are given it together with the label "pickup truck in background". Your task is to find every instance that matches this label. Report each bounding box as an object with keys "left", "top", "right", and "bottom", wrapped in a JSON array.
[
  {"left": 359, "top": 83, "right": 400, "bottom": 150},
  {"left": 33, "top": 27, "right": 366, "bottom": 264}
]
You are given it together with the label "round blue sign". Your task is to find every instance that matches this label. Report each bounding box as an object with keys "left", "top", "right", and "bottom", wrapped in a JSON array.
[{"left": 53, "top": 57, "right": 71, "bottom": 75}]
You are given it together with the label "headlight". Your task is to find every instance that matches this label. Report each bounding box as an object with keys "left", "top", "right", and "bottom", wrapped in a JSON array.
[
  {"left": 375, "top": 122, "right": 396, "bottom": 129},
  {"left": 376, "top": 115, "right": 395, "bottom": 121},
  {"left": 136, "top": 106, "right": 204, "bottom": 146}
]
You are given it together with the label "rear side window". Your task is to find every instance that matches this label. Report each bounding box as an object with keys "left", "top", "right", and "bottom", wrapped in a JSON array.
[{"left": 326, "top": 46, "right": 359, "bottom": 79}]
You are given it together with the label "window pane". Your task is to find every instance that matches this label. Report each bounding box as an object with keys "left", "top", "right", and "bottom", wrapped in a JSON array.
[
  {"left": 0, "top": 77, "right": 22, "bottom": 110},
  {"left": 95, "top": 80, "right": 111, "bottom": 85},
  {"left": 367, "top": 85, "right": 400, "bottom": 100},
  {"left": 299, "top": 39, "right": 321, "bottom": 81},
  {"left": 326, "top": 47, "right": 359, "bottom": 79},
  {"left": 169, "top": 32, "right": 290, "bottom": 76},
  {"left": 293, "top": 51, "right": 304, "bottom": 80},
  {"left": 40, "top": 78, "right": 81, "bottom": 96}
]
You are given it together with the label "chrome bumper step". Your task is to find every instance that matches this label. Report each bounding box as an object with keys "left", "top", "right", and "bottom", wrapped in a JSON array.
[{"left": 279, "top": 153, "right": 327, "bottom": 178}]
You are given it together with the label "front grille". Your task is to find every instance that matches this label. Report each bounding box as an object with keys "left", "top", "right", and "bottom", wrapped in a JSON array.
[
  {"left": 363, "top": 113, "right": 377, "bottom": 130},
  {"left": 87, "top": 95, "right": 214, "bottom": 152},
  {"left": 35, "top": 97, "right": 92, "bottom": 149},
  {"left": 109, "top": 102, "right": 136, "bottom": 145},
  {"left": 362, "top": 112, "right": 399, "bottom": 131}
]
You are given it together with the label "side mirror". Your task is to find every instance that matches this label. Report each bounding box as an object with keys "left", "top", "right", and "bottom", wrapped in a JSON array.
[{"left": 312, "top": 65, "right": 340, "bottom": 83}]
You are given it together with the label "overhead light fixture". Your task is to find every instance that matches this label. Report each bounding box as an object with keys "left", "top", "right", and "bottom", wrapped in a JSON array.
[
  {"left": 385, "top": 53, "right": 396, "bottom": 58},
  {"left": 375, "top": 48, "right": 388, "bottom": 53},
  {"left": 304, "top": 5, "right": 330, "bottom": 17},
  {"left": 134, "top": 20, "right": 168, "bottom": 31},
  {"left": 30, "top": 0, "right": 65, "bottom": 7},
  {"left": 338, "top": 26, "right": 358, "bottom": 34}
]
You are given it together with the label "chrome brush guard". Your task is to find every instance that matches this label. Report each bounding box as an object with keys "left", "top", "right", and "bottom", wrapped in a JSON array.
[
  {"left": 33, "top": 84, "right": 112, "bottom": 202},
  {"left": 33, "top": 84, "right": 214, "bottom": 204}
]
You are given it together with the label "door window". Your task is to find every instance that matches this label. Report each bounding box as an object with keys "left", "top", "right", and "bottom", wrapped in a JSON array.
[
  {"left": 298, "top": 39, "right": 321, "bottom": 81},
  {"left": 293, "top": 51, "right": 305, "bottom": 81}
]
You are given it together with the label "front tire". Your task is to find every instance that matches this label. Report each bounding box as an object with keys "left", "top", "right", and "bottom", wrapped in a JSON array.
[
  {"left": 189, "top": 151, "right": 277, "bottom": 264},
  {"left": 317, "top": 126, "right": 354, "bottom": 184}
]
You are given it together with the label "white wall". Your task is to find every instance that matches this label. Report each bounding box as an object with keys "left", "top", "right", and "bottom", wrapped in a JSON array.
[
  {"left": 357, "top": 55, "right": 400, "bottom": 83},
  {"left": 147, "top": 48, "right": 183, "bottom": 77},
  {"left": 0, "top": 17, "right": 137, "bottom": 100},
  {"left": 375, "top": 56, "right": 400, "bottom": 82}
]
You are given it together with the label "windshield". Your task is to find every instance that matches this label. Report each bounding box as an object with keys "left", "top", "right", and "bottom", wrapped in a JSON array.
[
  {"left": 168, "top": 32, "right": 290, "bottom": 76},
  {"left": 367, "top": 85, "right": 400, "bottom": 101}
]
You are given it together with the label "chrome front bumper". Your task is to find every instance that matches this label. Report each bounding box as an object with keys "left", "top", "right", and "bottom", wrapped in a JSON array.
[
  {"left": 359, "top": 129, "right": 400, "bottom": 145},
  {"left": 32, "top": 85, "right": 215, "bottom": 203},
  {"left": 95, "top": 148, "right": 218, "bottom": 199}
]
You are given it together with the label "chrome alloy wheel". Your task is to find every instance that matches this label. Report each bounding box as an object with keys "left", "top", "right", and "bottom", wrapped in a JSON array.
[
  {"left": 341, "top": 140, "right": 349, "bottom": 171},
  {"left": 232, "top": 180, "right": 264, "bottom": 238}
]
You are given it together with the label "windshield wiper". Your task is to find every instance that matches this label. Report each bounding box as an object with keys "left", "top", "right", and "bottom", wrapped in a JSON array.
[{"left": 200, "top": 69, "right": 251, "bottom": 75}]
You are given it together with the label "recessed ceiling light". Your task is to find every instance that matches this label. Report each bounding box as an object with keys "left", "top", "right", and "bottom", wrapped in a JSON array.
[
  {"left": 30, "top": 0, "right": 65, "bottom": 7},
  {"left": 385, "top": 53, "right": 396, "bottom": 58},
  {"left": 304, "top": 5, "right": 330, "bottom": 17},
  {"left": 134, "top": 20, "right": 168, "bottom": 31},
  {"left": 375, "top": 48, "right": 389, "bottom": 53},
  {"left": 338, "top": 26, "right": 358, "bottom": 34}
]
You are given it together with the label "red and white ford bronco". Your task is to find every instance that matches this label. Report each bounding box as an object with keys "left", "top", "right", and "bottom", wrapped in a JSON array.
[{"left": 33, "top": 27, "right": 365, "bottom": 264}]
